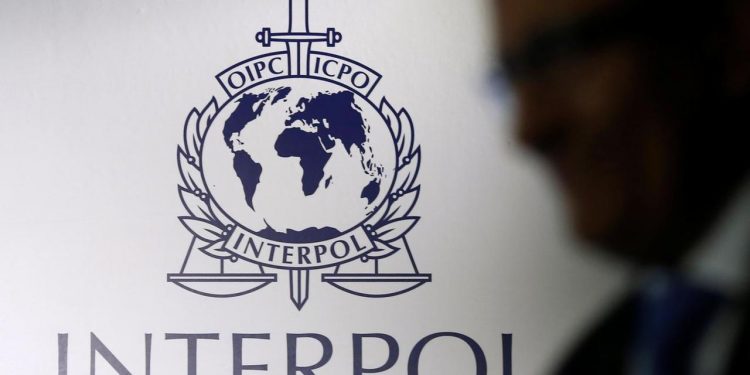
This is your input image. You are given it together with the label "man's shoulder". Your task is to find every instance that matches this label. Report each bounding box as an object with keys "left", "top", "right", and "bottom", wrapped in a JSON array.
[
  {"left": 555, "top": 290, "right": 750, "bottom": 375},
  {"left": 555, "top": 292, "right": 639, "bottom": 375}
]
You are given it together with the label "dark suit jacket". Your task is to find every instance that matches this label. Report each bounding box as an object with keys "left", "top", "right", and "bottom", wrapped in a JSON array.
[{"left": 556, "top": 291, "right": 750, "bottom": 375}]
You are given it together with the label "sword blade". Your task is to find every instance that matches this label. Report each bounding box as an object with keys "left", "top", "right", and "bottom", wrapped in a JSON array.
[
  {"left": 288, "top": 0, "right": 310, "bottom": 33},
  {"left": 289, "top": 269, "right": 310, "bottom": 310}
]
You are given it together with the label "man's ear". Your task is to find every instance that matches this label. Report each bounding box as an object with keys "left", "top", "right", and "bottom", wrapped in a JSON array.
[{"left": 725, "top": 1, "right": 750, "bottom": 96}]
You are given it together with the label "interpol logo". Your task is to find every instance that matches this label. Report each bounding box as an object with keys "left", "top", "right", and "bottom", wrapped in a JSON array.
[{"left": 168, "top": 0, "right": 431, "bottom": 310}]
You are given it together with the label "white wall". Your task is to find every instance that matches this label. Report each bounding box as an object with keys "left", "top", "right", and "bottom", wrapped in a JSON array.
[{"left": 0, "top": 0, "right": 628, "bottom": 373}]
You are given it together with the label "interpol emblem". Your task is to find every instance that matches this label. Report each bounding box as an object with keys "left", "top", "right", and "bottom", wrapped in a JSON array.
[{"left": 168, "top": 0, "right": 430, "bottom": 310}]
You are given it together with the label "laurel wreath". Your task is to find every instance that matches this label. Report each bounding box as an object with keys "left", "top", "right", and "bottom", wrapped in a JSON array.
[{"left": 177, "top": 96, "right": 421, "bottom": 263}]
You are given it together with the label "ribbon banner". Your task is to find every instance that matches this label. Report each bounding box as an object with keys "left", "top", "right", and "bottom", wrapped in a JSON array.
[
  {"left": 215, "top": 51, "right": 381, "bottom": 99},
  {"left": 224, "top": 226, "right": 376, "bottom": 269},
  {"left": 308, "top": 51, "right": 382, "bottom": 97},
  {"left": 216, "top": 52, "right": 289, "bottom": 98}
]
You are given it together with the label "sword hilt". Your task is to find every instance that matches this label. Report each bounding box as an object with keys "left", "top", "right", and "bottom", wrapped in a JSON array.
[
  {"left": 255, "top": 0, "right": 342, "bottom": 48},
  {"left": 255, "top": 27, "right": 342, "bottom": 47}
]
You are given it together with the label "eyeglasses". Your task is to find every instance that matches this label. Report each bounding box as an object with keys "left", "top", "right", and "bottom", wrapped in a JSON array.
[{"left": 497, "top": 1, "right": 707, "bottom": 84}]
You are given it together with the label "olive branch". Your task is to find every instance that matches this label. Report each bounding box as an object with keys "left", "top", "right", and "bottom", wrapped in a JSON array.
[
  {"left": 176, "top": 97, "right": 237, "bottom": 260},
  {"left": 361, "top": 98, "right": 421, "bottom": 260}
]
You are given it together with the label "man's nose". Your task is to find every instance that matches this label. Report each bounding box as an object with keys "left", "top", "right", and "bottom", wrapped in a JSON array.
[{"left": 514, "top": 81, "right": 568, "bottom": 157}]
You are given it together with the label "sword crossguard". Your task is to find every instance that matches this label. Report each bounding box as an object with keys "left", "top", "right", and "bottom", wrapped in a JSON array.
[{"left": 255, "top": 27, "right": 342, "bottom": 48}]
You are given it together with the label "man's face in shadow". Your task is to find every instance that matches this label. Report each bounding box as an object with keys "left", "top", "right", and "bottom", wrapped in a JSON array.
[{"left": 495, "top": 0, "right": 747, "bottom": 263}]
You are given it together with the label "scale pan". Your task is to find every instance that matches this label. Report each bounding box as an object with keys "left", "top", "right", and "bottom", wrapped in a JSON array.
[
  {"left": 167, "top": 273, "right": 277, "bottom": 298},
  {"left": 322, "top": 273, "right": 431, "bottom": 298}
]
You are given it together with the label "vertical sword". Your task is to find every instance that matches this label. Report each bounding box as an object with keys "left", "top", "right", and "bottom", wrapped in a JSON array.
[{"left": 254, "top": 0, "right": 342, "bottom": 310}]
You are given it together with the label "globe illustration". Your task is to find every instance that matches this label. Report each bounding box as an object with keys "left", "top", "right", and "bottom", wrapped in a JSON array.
[{"left": 201, "top": 79, "right": 397, "bottom": 243}]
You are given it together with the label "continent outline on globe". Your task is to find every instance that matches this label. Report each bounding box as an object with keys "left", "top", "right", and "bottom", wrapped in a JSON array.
[
  {"left": 202, "top": 77, "right": 399, "bottom": 245},
  {"left": 222, "top": 85, "right": 387, "bottom": 230}
]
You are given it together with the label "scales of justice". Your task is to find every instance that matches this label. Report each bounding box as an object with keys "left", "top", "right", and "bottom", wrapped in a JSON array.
[{"left": 168, "top": 0, "right": 431, "bottom": 310}]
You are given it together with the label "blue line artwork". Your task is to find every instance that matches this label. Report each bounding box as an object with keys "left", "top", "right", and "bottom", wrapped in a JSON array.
[{"left": 168, "top": 0, "right": 430, "bottom": 310}]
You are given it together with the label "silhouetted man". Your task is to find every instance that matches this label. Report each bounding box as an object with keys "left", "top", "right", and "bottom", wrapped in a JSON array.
[{"left": 495, "top": 0, "right": 750, "bottom": 373}]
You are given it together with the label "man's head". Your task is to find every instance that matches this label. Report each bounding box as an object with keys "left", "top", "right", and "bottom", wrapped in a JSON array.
[{"left": 496, "top": 0, "right": 750, "bottom": 264}]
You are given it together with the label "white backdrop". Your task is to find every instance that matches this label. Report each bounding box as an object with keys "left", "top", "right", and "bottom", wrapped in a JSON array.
[{"left": 0, "top": 0, "right": 628, "bottom": 373}]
